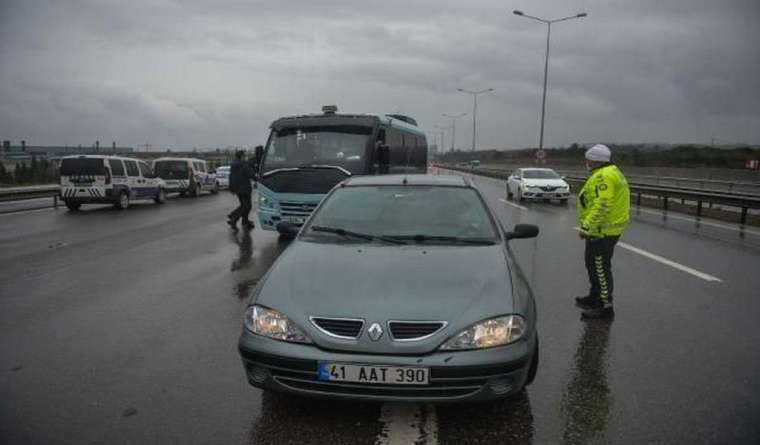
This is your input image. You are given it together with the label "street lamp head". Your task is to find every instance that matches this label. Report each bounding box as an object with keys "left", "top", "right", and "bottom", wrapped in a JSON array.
[
  {"left": 513, "top": 10, "right": 524, "bottom": 15},
  {"left": 487, "top": 88, "right": 495, "bottom": 92},
  {"left": 457, "top": 88, "right": 464, "bottom": 92},
  {"left": 577, "top": 12, "right": 587, "bottom": 17}
]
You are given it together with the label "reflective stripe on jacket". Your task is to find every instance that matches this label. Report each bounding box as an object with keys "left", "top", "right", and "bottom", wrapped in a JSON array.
[{"left": 577, "top": 164, "right": 630, "bottom": 237}]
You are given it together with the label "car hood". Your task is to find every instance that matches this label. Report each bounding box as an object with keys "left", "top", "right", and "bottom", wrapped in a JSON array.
[
  {"left": 253, "top": 241, "right": 515, "bottom": 354},
  {"left": 521, "top": 178, "right": 567, "bottom": 187}
]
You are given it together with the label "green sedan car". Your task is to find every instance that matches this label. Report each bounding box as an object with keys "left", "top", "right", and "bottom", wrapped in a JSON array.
[{"left": 238, "top": 174, "right": 540, "bottom": 402}]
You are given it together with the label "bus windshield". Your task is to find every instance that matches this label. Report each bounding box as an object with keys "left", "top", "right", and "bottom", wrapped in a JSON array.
[{"left": 261, "top": 126, "right": 372, "bottom": 175}]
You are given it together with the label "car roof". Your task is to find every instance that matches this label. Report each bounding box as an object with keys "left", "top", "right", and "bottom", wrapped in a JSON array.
[
  {"left": 520, "top": 168, "right": 556, "bottom": 172},
  {"left": 153, "top": 157, "right": 206, "bottom": 162},
  {"left": 61, "top": 155, "right": 142, "bottom": 162},
  {"left": 342, "top": 174, "right": 468, "bottom": 187}
]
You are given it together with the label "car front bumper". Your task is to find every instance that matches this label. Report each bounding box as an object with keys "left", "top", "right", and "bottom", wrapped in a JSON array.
[
  {"left": 521, "top": 190, "right": 569, "bottom": 200},
  {"left": 238, "top": 330, "right": 536, "bottom": 403}
]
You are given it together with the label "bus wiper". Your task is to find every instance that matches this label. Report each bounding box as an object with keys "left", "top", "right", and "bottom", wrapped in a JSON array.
[
  {"left": 386, "top": 235, "right": 496, "bottom": 245},
  {"left": 310, "top": 226, "right": 406, "bottom": 245}
]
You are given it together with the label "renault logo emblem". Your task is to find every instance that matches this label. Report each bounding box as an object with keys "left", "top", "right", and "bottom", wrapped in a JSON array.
[{"left": 367, "top": 323, "right": 383, "bottom": 341}]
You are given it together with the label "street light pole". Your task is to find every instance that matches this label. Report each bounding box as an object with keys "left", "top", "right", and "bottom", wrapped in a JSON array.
[
  {"left": 513, "top": 10, "right": 587, "bottom": 150},
  {"left": 442, "top": 113, "right": 467, "bottom": 152},
  {"left": 457, "top": 88, "right": 494, "bottom": 152}
]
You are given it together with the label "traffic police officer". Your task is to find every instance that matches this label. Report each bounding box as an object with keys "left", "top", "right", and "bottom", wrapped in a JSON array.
[{"left": 575, "top": 144, "right": 630, "bottom": 320}]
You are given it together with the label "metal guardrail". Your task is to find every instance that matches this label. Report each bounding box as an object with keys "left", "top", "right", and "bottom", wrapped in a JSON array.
[
  {"left": 556, "top": 170, "right": 760, "bottom": 193},
  {"left": 436, "top": 164, "right": 760, "bottom": 227},
  {"left": 0, "top": 185, "right": 61, "bottom": 211}
]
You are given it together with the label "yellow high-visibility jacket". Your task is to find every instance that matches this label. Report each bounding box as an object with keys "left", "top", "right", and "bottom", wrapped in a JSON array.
[{"left": 577, "top": 164, "right": 630, "bottom": 237}]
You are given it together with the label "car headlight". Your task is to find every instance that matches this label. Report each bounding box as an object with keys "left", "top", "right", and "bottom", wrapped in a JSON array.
[
  {"left": 439, "top": 315, "right": 527, "bottom": 350},
  {"left": 244, "top": 305, "right": 312, "bottom": 344},
  {"left": 259, "top": 194, "right": 275, "bottom": 208}
]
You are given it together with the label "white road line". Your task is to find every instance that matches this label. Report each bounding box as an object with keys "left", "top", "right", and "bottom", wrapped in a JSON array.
[
  {"left": 498, "top": 198, "right": 527, "bottom": 211},
  {"left": 376, "top": 403, "right": 438, "bottom": 445},
  {"left": 572, "top": 227, "right": 723, "bottom": 282}
]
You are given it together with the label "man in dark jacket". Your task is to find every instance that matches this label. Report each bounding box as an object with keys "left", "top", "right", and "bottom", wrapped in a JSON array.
[{"left": 228, "top": 150, "right": 255, "bottom": 230}]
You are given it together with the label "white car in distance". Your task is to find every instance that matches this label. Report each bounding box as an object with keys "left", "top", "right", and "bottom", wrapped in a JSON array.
[
  {"left": 507, "top": 168, "right": 570, "bottom": 204},
  {"left": 215, "top": 165, "right": 230, "bottom": 189}
]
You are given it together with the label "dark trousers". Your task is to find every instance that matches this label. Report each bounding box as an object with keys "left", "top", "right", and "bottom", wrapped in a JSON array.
[
  {"left": 229, "top": 192, "right": 252, "bottom": 225},
  {"left": 584, "top": 236, "right": 620, "bottom": 305}
]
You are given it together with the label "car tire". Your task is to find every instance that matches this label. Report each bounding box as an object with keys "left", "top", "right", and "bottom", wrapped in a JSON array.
[
  {"left": 559, "top": 198, "right": 568, "bottom": 205},
  {"left": 211, "top": 182, "right": 219, "bottom": 194},
  {"left": 154, "top": 188, "right": 166, "bottom": 204},
  {"left": 507, "top": 184, "right": 513, "bottom": 199},
  {"left": 525, "top": 338, "right": 539, "bottom": 386},
  {"left": 189, "top": 181, "right": 199, "bottom": 197},
  {"left": 115, "top": 191, "right": 130, "bottom": 210},
  {"left": 65, "top": 201, "right": 81, "bottom": 211},
  {"left": 517, "top": 188, "right": 525, "bottom": 202}
]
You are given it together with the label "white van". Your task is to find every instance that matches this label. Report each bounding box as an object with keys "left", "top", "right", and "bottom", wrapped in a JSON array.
[
  {"left": 153, "top": 157, "right": 218, "bottom": 196},
  {"left": 60, "top": 155, "right": 166, "bottom": 211}
]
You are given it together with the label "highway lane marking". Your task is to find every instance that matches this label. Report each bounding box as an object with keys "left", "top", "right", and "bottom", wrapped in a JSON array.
[
  {"left": 573, "top": 227, "right": 723, "bottom": 282},
  {"left": 376, "top": 403, "right": 438, "bottom": 445},
  {"left": 499, "top": 198, "right": 527, "bottom": 211}
]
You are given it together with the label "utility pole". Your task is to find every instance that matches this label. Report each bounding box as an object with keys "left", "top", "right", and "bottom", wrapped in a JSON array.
[{"left": 457, "top": 88, "right": 494, "bottom": 151}]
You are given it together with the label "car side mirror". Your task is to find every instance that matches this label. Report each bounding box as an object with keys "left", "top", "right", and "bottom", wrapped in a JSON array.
[
  {"left": 505, "top": 224, "right": 539, "bottom": 240},
  {"left": 276, "top": 222, "right": 301, "bottom": 236},
  {"left": 376, "top": 144, "right": 390, "bottom": 174},
  {"left": 253, "top": 145, "right": 264, "bottom": 177}
]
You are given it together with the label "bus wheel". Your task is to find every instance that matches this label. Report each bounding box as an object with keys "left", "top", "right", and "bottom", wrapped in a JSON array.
[{"left": 65, "top": 201, "right": 81, "bottom": 211}]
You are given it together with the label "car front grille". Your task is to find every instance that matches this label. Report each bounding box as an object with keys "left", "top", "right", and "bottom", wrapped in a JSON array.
[
  {"left": 540, "top": 186, "right": 558, "bottom": 191},
  {"left": 388, "top": 321, "right": 447, "bottom": 341},
  {"left": 280, "top": 201, "right": 318, "bottom": 216},
  {"left": 310, "top": 317, "right": 364, "bottom": 339}
]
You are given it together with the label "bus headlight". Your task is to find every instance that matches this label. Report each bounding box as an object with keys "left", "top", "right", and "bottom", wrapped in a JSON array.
[{"left": 259, "top": 195, "right": 275, "bottom": 209}]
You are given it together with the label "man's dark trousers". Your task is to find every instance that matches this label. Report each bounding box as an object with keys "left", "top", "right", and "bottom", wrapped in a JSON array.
[
  {"left": 229, "top": 192, "right": 252, "bottom": 225},
  {"left": 584, "top": 235, "right": 620, "bottom": 305}
]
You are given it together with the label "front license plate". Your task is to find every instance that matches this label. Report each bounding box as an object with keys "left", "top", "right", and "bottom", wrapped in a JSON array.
[
  {"left": 290, "top": 217, "right": 306, "bottom": 224},
  {"left": 317, "top": 362, "right": 429, "bottom": 385}
]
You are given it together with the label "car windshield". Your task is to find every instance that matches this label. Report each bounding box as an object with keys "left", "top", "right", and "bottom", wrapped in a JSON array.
[
  {"left": 261, "top": 126, "right": 371, "bottom": 175},
  {"left": 523, "top": 170, "right": 560, "bottom": 179},
  {"left": 155, "top": 161, "right": 188, "bottom": 179},
  {"left": 60, "top": 158, "right": 105, "bottom": 176},
  {"left": 304, "top": 185, "right": 498, "bottom": 242}
]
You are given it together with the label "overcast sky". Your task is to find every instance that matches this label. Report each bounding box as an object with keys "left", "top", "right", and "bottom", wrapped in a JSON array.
[{"left": 1, "top": 0, "right": 759, "bottom": 151}]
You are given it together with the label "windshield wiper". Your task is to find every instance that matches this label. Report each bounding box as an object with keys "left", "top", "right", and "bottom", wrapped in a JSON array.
[
  {"left": 385, "top": 235, "right": 496, "bottom": 245},
  {"left": 310, "top": 226, "right": 406, "bottom": 245}
]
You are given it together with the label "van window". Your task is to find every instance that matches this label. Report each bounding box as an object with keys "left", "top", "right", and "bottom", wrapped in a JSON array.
[
  {"left": 155, "top": 160, "right": 189, "bottom": 179},
  {"left": 125, "top": 160, "right": 140, "bottom": 177},
  {"left": 108, "top": 159, "right": 126, "bottom": 176},
  {"left": 138, "top": 162, "right": 152, "bottom": 177},
  {"left": 60, "top": 158, "right": 106, "bottom": 176}
]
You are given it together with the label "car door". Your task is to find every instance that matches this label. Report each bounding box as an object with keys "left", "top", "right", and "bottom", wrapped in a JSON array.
[
  {"left": 138, "top": 161, "right": 156, "bottom": 197},
  {"left": 124, "top": 160, "right": 141, "bottom": 197}
]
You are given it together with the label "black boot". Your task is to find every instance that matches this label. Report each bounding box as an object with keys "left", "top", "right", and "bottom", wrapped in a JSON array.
[
  {"left": 575, "top": 295, "right": 598, "bottom": 310},
  {"left": 581, "top": 304, "right": 615, "bottom": 320}
]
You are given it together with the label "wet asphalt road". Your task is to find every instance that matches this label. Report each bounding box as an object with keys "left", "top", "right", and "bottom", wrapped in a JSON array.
[{"left": 1, "top": 175, "right": 760, "bottom": 445}]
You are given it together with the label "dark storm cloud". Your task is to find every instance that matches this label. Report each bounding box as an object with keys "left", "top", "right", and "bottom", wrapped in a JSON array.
[{"left": 1, "top": 0, "right": 758, "bottom": 149}]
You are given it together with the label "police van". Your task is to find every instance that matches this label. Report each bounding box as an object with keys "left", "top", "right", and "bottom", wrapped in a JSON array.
[
  {"left": 60, "top": 155, "right": 166, "bottom": 211},
  {"left": 153, "top": 157, "right": 218, "bottom": 196}
]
